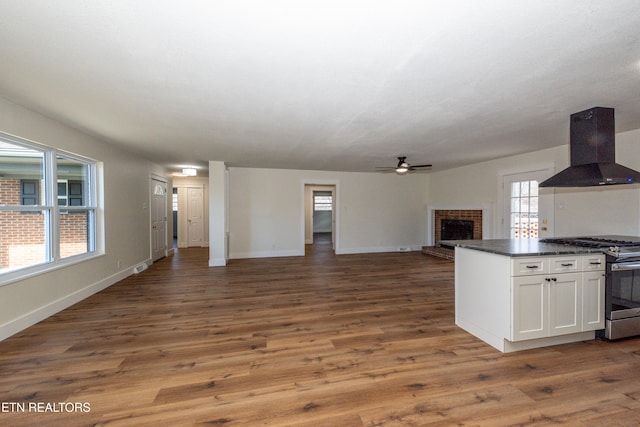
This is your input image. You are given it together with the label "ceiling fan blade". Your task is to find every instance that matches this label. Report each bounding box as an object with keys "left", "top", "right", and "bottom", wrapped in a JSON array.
[{"left": 409, "top": 164, "right": 432, "bottom": 168}]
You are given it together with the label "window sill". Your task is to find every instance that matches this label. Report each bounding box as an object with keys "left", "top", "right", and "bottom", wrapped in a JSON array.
[{"left": 0, "top": 252, "right": 106, "bottom": 287}]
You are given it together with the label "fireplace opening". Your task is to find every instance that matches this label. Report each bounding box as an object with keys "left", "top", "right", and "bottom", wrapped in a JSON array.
[{"left": 441, "top": 219, "right": 474, "bottom": 240}]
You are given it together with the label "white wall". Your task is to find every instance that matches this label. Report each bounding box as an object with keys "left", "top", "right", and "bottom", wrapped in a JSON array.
[
  {"left": 228, "top": 168, "right": 430, "bottom": 258},
  {"left": 0, "top": 97, "right": 170, "bottom": 340},
  {"left": 428, "top": 128, "right": 640, "bottom": 238}
]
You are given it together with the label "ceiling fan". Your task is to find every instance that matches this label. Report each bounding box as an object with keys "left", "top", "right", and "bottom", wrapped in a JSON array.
[{"left": 376, "top": 156, "right": 432, "bottom": 175}]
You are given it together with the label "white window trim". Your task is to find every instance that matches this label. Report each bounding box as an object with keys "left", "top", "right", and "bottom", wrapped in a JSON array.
[{"left": 0, "top": 132, "right": 103, "bottom": 286}]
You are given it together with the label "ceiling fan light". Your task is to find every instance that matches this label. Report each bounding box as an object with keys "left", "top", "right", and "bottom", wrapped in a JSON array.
[{"left": 395, "top": 167, "right": 409, "bottom": 174}]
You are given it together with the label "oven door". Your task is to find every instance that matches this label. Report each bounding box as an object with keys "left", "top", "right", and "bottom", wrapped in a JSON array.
[{"left": 608, "top": 260, "right": 640, "bottom": 320}]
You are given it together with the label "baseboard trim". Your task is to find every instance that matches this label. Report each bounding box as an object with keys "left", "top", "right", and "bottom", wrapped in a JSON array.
[
  {"left": 209, "top": 258, "right": 227, "bottom": 267},
  {"left": 230, "top": 249, "right": 304, "bottom": 259},
  {"left": 0, "top": 260, "right": 149, "bottom": 342},
  {"left": 336, "top": 245, "right": 421, "bottom": 255}
]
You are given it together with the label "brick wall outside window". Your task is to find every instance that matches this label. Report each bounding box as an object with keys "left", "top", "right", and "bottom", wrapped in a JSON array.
[{"left": 0, "top": 178, "right": 87, "bottom": 269}]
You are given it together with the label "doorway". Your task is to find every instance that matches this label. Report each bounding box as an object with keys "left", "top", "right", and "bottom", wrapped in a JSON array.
[
  {"left": 173, "top": 183, "right": 207, "bottom": 248},
  {"left": 304, "top": 184, "right": 337, "bottom": 254},
  {"left": 501, "top": 169, "right": 555, "bottom": 239},
  {"left": 150, "top": 176, "right": 168, "bottom": 262},
  {"left": 187, "top": 186, "right": 204, "bottom": 247}
]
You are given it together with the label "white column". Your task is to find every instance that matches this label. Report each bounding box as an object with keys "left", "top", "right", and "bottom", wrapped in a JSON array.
[{"left": 209, "top": 161, "right": 227, "bottom": 267}]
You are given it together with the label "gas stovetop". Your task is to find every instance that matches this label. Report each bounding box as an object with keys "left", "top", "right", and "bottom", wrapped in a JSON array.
[
  {"left": 539, "top": 236, "right": 640, "bottom": 258},
  {"left": 539, "top": 236, "right": 640, "bottom": 248}
]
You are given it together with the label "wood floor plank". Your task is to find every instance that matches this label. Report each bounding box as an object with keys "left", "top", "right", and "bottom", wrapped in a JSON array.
[{"left": 3, "top": 247, "right": 640, "bottom": 426}]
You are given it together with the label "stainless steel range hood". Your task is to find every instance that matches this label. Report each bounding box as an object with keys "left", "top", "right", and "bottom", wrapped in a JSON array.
[{"left": 539, "top": 107, "right": 640, "bottom": 187}]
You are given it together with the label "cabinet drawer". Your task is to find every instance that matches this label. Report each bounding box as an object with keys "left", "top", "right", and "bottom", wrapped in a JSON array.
[
  {"left": 549, "top": 256, "right": 582, "bottom": 273},
  {"left": 582, "top": 254, "right": 605, "bottom": 271},
  {"left": 512, "top": 257, "right": 549, "bottom": 276}
]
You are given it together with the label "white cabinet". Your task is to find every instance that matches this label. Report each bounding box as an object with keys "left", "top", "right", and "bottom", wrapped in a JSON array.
[
  {"left": 512, "top": 275, "right": 547, "bottom": 341},
  {"left": 582, "top": 270, "right": 606, "bottom": 329},
  {"left": 510, "top": 254, "right": 605, "bottom": 342}
]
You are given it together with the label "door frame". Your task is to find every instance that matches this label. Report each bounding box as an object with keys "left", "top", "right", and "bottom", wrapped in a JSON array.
[
  {"left": 301, "top": 179, "right": 339, "bottom": 254},
  {"left": 149, "top": 174, "right": 169, "bottom": 262},
  {"left": 174, "top": 182, "right": 208, "bottom": 248}
]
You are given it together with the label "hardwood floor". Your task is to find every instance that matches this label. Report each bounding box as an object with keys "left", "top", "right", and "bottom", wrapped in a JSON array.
[{"left": 3, "top": 247, "right": 640, "bottom": 426}]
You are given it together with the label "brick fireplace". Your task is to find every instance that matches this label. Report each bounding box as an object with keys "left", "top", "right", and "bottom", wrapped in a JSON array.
[
  {"left": 433, "top": 209, "right": 483, "bottom": 243},
  {"left": 423, "top": 208, "right": 484, "bottom": 260}
]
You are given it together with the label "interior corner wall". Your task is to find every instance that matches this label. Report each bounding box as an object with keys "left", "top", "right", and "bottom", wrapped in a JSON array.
[
  {"left": 228, "top": 167, "right": 429, "bottom": 258},
  {"left": 0, "top": 96, "right": 168, "bottom": 340},
  {"left": 427, "top": 128, "right": 640, "bottom": 238}
]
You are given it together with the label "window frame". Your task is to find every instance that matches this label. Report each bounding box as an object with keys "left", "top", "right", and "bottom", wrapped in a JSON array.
[{"left": 0, "top": 132, "right": 102, "bottom": 286}]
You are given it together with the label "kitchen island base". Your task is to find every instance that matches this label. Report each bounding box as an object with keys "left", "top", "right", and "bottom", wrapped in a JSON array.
[
  {"left": 454, "top": 245, "right": 605, "bottom": 353},
  {"left": 457, "top": 314, "right": 595, "bottom": 352}
]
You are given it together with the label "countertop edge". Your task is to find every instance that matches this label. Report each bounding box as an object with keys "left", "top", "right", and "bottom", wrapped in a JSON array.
[{"left": 439, "top": 239, "right": 606, "bottom": 257}]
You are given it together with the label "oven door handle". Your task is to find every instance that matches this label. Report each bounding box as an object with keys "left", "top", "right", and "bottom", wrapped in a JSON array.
[{"left": 611, "top": 262, "right": 640, "bottom": 271}]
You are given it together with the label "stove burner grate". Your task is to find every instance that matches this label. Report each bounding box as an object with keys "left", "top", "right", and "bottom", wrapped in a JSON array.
[{"left": 540, "top": 237, "right": 638, "bottom": 248}]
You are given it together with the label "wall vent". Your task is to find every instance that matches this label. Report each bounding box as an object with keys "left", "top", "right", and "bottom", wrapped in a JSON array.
[{"left": 133, "top": 263, "right": 148, "bottom": 274}]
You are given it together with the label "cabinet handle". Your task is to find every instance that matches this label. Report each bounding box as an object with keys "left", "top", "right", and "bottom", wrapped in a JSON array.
[
  {"left": 526, "top": 265, "right": 539, "bottom": 269},
  {"left": 551, "top": 277, "right": 557, "bottom": 281},
  {"left": 589, "top": 262, "right": 602, "bottom": 265},
  {"left": 561, "top": 263, "right": 573, "bottom": 267},
  {"left": 545, "top": 278, "right": 551, "bottom": 282}
]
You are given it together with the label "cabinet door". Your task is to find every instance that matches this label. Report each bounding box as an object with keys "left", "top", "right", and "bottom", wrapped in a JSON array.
[
  {"left": 512, "top": 275, "right": 548, "bottom": 341},
  {"left": 582, "top": 271, "right": 605, "bottom": 330},
  {"left": 549, "top": 272, "right": 582, "bottom": 336}
]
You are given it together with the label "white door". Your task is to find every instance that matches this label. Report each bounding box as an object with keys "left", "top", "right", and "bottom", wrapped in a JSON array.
[
  {"left": 330, "top": 186, "right": 336, "bottom": 250},
  {"left": 151, "top": 178, "right": 167, "bottom": 261},
  {"left": 502, "top": 170, "right": 555, "bottom": 239},
  {"left": 187, "top": 186, "right": 204, "bottom": 247}
]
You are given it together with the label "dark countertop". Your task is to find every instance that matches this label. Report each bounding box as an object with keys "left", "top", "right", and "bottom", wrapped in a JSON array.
[{"left": 439, "top": 235, "right": 640, "bottom": 257}]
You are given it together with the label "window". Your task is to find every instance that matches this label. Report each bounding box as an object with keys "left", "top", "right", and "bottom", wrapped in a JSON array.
[
  {"left": 21, "top": 180, "right": 40, "bottom": 205},
  {"left": 313, "top": 194, "right": 332, "bottom": 211},
  {"left": 172, "top": 188, "right": 178, "bottom": 212},
  {"left": 57, "top": 180, "right": 84, "bottom": 207},
  {"left": 510, "top": 180, "right": 539, "bottom": 239},
  {"left": 0, "top": 134, "right": 99, "bottom": 281}
]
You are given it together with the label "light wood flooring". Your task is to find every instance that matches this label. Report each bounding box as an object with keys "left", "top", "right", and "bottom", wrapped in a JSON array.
[{"left": 3, "top": 246, "right": 640, "bottom": 426}]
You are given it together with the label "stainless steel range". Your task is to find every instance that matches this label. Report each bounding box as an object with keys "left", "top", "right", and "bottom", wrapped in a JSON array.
[
  {"left": 540, "top": 236, "right": 640, "bottom": 340},
  {"left": 603, "top": 245, "right": 640, "bottom": 339}
]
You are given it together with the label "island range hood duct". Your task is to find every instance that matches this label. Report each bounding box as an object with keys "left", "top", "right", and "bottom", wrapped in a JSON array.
[{"left": 539, "top": 107, "right": 640, "bottom": 187}]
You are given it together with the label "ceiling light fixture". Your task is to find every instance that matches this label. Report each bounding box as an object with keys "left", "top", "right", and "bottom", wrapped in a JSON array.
[
  {"left": 395, "top": 161, "right": 409, "bottom": 174},
  {"left": 182, "top": 168, "right": 197, "bottom": 176}
]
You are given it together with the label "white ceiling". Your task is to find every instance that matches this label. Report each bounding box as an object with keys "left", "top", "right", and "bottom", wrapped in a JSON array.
[{"left": 0, "top": 1, "right": 639, "bottom": 174}]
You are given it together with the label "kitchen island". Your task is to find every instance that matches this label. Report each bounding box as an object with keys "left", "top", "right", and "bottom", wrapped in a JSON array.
[{"left": 441, "top": 238, "right": 608, "bottom": 352}]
